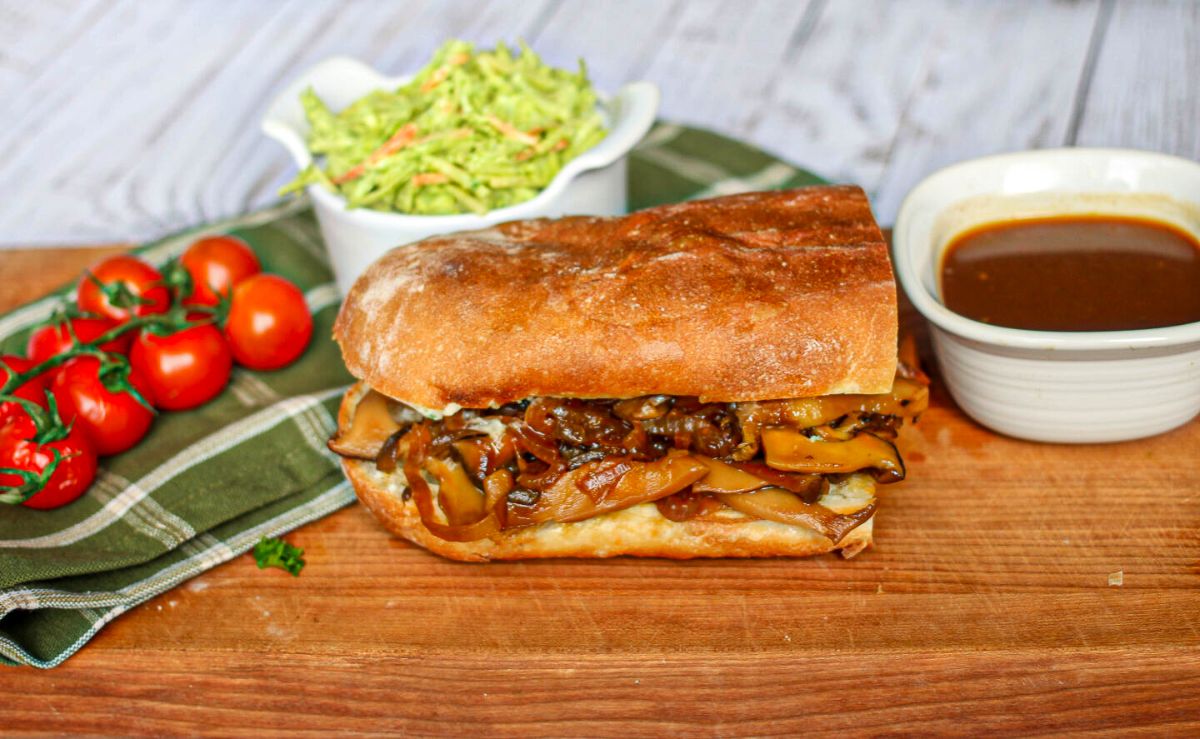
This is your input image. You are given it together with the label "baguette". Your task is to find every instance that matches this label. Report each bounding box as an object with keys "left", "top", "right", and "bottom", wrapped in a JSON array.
[{"left": 329, "top": 186, "right": 922, "bottom": 561}]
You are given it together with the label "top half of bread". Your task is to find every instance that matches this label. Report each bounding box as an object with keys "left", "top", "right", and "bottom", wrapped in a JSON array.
[{"left": 333, "top": 185, "right": 897, "bottom": 411}]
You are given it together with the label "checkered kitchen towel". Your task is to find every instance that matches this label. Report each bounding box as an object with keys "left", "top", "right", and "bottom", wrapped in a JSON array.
[{"left": 0, "top": 123, "right": 826, "bottom": 667}]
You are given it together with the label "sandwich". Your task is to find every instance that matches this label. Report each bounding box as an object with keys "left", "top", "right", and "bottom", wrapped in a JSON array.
[{"left": 328, "top": 186, "right": 928, "bottom": 561}]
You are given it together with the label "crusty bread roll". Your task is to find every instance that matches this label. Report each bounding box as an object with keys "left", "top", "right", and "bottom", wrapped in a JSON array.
[
  {"left": 331, "top": 186, "right": 916, "bottom": 561},
  {"left": 333, "top": 186, "right": 896, "bottom": 413}
]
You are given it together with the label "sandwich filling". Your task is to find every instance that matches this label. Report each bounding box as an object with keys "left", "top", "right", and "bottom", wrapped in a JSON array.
[{"left": 330, "top": 343, "right": 928, "bottom": 546}]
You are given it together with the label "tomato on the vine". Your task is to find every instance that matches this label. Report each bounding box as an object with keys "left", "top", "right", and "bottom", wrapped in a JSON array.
[
  {"left": 180, "top": 236, "right": 261, "bottom": 307},
  {"left": 26, "top": 316, "right": 131, "bottom": 361},
  {"left": 130, "top": 324, "right": 232, "bottom": 410},
  {"left": 77, "top": 256, "right": 170, "bottom": 322},
  {"left": 50, "top": 357, "right": 155, "bottom": 456},
  {"left": 224, "top": 275, "right": 312, "bottom": 370},
  {"left": 0, "top": 409, "right": 97, "bottom": 510},
  {"left": 0, "top": 356, "right": 47, "bottom": 424}
]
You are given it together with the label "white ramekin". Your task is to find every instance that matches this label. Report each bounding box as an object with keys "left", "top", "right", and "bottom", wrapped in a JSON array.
[
  {"left": 262, "top": 56, "right": 659, "bottom": 295},
  {"left": 894, "top": 148, "right": 1200, "bottom": 443}
]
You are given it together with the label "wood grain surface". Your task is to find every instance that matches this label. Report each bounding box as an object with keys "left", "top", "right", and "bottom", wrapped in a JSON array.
[
  {"left": 3, "top": 0, "right": 1198, "bottom": 245},
  {"left": 2, "top": 247, "right": 1198, "bottom": 735}
]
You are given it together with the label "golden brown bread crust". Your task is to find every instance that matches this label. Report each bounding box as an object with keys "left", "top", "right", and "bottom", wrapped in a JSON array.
[
  {"left": 335, "top": 384, "right": 874, "bottom": 561},
  {"left": 334, "top": 186, "right": 897, "bottom": 411}
]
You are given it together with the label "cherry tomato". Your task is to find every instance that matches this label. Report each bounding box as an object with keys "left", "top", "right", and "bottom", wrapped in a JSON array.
[
  {"left": 26, "top": 316, "right": 132, "bottom": 361},
  {"left": 50, "top": 357, "right": 155, "bottom": 456},
  {"left": 130, "top": 325, "right": 232, "bottom": 410},
  {"left": 77, "top": 255, "right": 170, "bottom": 322},
  {"left": 224, "top": 275, "right": 312, "bottom": 370},
  {"left": 0, "top": 412, "right": 97, "bottom": 510},
  {"left": 181, "top": 235, "right": 261, "bottom": 306},
  {"left": 0, "top": 356, "right": 47, "bottom": 424}
]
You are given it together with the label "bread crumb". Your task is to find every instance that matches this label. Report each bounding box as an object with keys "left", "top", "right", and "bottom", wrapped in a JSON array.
[{"left": 1108, "top": 571, "right": 1123, "bottom": 587}]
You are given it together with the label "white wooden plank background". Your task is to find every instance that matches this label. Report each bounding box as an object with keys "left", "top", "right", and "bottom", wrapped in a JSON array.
[{"left": 0, "top": 0, "right": 1196, "bottom": 248}]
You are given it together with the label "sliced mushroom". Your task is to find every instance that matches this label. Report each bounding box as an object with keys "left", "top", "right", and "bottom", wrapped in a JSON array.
[
  {"left": 424, "top": 455, "right": 488, "bottom": 526},
  {"left": 716, "top": 487, "right": 876, "bottom": 543},
  {"left": 760, "top": 428, "right": 905, "bottom": 483},
  {"left": 328, "top": 390, "right": 404, "bottom": 459},
  {"left": 690, "top": 456, "right": 768, "bottom": 493}
]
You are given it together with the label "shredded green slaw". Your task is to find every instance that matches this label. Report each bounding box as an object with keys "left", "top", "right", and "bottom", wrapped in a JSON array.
[{"left": 280, "top": 40, "right": 608, "bottom": 215}]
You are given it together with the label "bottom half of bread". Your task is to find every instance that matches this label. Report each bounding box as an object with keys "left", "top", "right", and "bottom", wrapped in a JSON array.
[{"left": 342, "top": 455, "right": 876, "bottom": 562}]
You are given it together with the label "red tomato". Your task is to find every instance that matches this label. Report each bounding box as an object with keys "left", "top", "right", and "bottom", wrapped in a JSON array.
[
  {"left": 0, "top": 356, "right": 47, "bottom": 424},
  {"left": 50, "top": 357, "right": 155, "bottom": 456},
  {"left": 224, "top": 275, "right": 312, "bottom": 370},
  {"left": 0, "top": 413, "right": 97, "bottom": 510},
  {"left": 26, "top": 316, "right": 132, "bottom": 361},
  {"left": 181, "top": 235, "right": 261, "bottom": 306},
  {"left": 130, "top": 325, "right": 232, "bottom": 410},
  {"left": 77, "top": 256, "right": 171, "bottom": 322}
]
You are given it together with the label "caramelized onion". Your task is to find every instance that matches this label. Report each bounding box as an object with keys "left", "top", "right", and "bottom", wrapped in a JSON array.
[
  {"left": 405, "top": 425, "right": 501, "bottom": 542},
  {"left": 575, "top": 457, "right": 635, "bottom": 501},
  {"left": 613, "top": 395, "right": 672, "bottom": 421},
  {"left": 375, "top": 429, "right": 406, "bottom": 473},
  {"left": 511, "top": 424, "right": 560, "bottom": 466},
  {"left": 331, "top": 353, "right": 928, "bottom": 542},
  {"left": 505, "top": 452, "right": 707, "bottom": 527},
  {"left": 482, "top": 469, "right": 513, "bottom": 528},
  {"left": 640, "top": 405, "right": 739, "bottom": 457},
  {"left": 716, "top": 488, "right": 876, "bottom": 543},
  {"left": 516, "top": 459, "right": 569, "bottom": 490}
]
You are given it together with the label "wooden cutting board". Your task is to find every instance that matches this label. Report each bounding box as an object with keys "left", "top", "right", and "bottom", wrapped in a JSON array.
[{"left": 3, "top": 246, "right": 1198, "bottom": 735}]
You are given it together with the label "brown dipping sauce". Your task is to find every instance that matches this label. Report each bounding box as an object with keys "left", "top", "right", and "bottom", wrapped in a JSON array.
[{"left": 940, "top": 215, "right": 1200, "bottom": 331}]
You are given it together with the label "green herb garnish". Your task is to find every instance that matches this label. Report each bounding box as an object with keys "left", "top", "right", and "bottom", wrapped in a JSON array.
[
  {"left": 252, "top": 536, "right": 306, "bottom": 576},
  {"left": 281, "top": 39, "right": 607, "bottom": 215}
]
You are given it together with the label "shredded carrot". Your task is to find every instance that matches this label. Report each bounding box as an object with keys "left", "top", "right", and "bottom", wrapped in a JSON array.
[
  {"left": 410, "top": 127, "right": 473, "bottom": 148},
  {"left": 420, "top": 52, "right": 468, "bottom": 93},
  {"left": 411, "top": 173, "right": 451, "bottom": 186},
  {"left": 485, "top": 114, "right": 539, "bottom": 145},
  {"left": 333, "top": 123, "right": 419, "bottom": 184},
  {"left": 514, "top": 137, "right": 568, "bottom": 162}
]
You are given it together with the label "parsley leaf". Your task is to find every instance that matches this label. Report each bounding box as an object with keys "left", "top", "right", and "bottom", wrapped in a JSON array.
[{"left": 252, "top": 536, "right": 305, "bottom": 576}]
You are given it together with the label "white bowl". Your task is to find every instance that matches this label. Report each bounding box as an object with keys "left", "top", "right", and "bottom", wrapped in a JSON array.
[
  {"left": 894, "top": 148, "right": 1200, "bottom": 443},
  {"left": 263, "top": 56, "right": 659, "bottom": 295}
]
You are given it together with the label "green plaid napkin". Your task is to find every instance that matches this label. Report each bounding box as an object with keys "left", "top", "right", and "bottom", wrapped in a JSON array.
[{"left": 0, "top": 123, "right": 825, "bottom": 668}]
